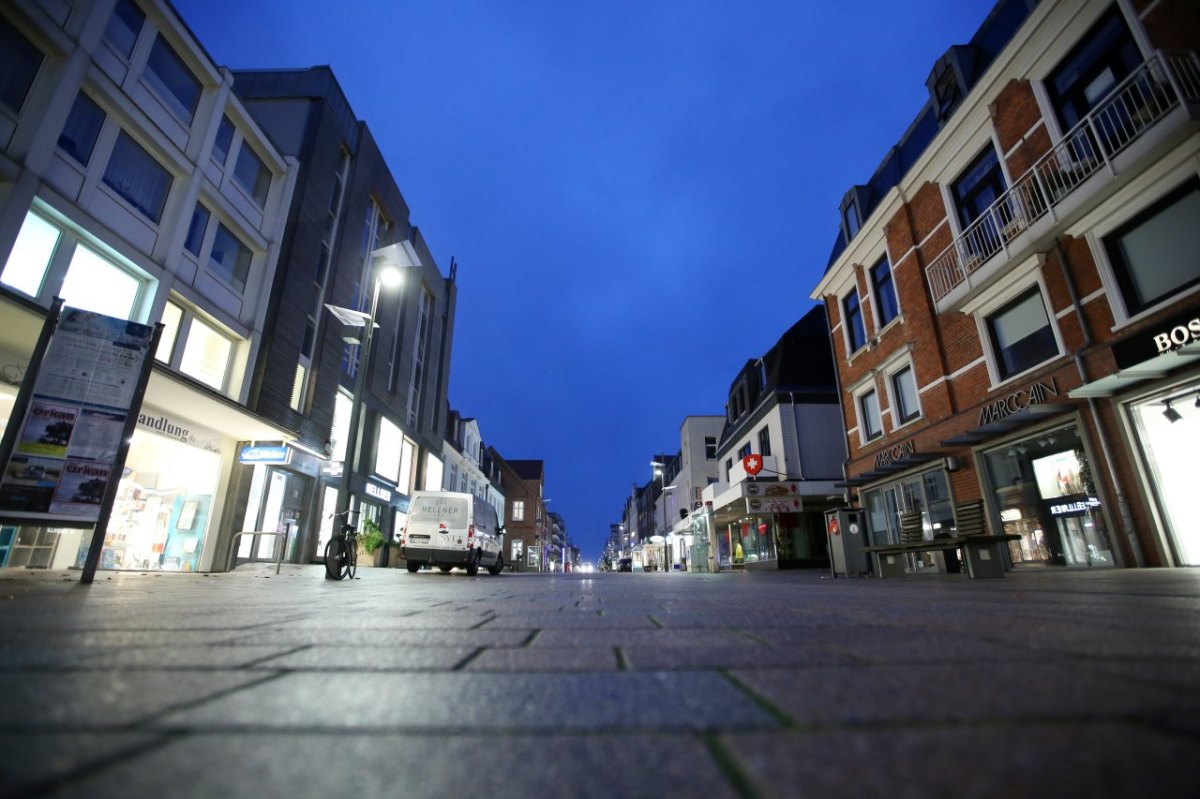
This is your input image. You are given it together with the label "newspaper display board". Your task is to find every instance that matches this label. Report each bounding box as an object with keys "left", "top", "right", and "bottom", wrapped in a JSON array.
[{"left": 0, "top": 307, "right": 155, "bottom": 525}]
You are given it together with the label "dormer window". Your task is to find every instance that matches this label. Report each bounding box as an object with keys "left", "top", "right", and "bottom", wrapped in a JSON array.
[
  {"left": 842, "top": 197, "right": 861, "bottom": 243},
  {"left": 927, "top": 45, "right": 975, "bottom": 124}
]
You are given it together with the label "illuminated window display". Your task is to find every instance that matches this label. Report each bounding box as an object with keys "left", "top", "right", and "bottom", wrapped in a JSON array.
[{"left": 984, "top": 424, "right": 1113, "bottom": 567}]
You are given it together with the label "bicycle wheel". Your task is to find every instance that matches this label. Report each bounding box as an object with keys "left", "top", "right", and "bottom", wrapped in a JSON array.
[
  {"left": 324, "top": 537, "right": 347, "bottom": 580},
  {"left": 345, "top": 535, "right": 357, "bottom": 580}
]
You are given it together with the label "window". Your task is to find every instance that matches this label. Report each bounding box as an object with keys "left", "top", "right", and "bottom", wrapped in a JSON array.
[
  {"left": 1, "top": 17, "right": 44, "bottom": 115},
  {"left": 407, "top": 288, "right": 433, "bottom": 426},
  {"left": 892, "top": 366, "right": 921, "bottom": 424},
  {"left": 375, "top": 417, "right": 403, "bottom": 483},
  {"left": 757, "top": 426, "right": 772, "bottom": 457},
  {"left": 233, "top": 143, "right": 270, "bottom": 206},
  {"left": 60, "top": 245, "right": 142, "bottom": 319},
  {"left": 1, "top": 212, "right": 60, "bottom": 297},
  {"left": 179, "top": 315, "right": 233, "bottom": 391},
  {"left": 103, "top": 0, "right": 145, "bottom": 59},
  {"left": 155, "top": 301, "right": 183, "bottom": 363},
  {"left": 211, "top": 116, "right": 234, "bottom": 165},
  {"left": 860, "top": 389, "right": 883, "bottom": 441},
  {"left": 724, "top": 458, "right": 732, "bottom": 481},
  {"left": 102, "top": 131, "right": 172, "bottom": 223},
  {"left": 986, "top": 287, "right": 1059, "bottom": 380},
  {"left": 738, "top": 442, "right": 752, "bottom": 460},
  {"left": 208, "top": 223, "right": 252, "bottom": 292},
  {"left": 1104, "top": 179, "right": 1200, "bottom": 316},
  {"left": 512, "top": 500, "right": 525, "bottom": 522},
  {"left": 1046, "top": 6, "right": 1141, "bottom": 133},
  {"left": 144, "top": 36, "right": 201, "bottom": 123},
  {"left": 951, "top": 146, "right": 1006, "bottom": 230},
  {"left": 843, "top": 289, "right": 867, "bottom": 352},
  {"left": 704, "top": 436, "right": 717, "bottom": 460},
  {"left": 184, "top": 204, "right": 209, "bottom": 256},
  {"left": 843, "top": 199, "right": 861, "bottom": 243},
  {"left": 57, "top": 93, "right": 106, "bottom": 165},
  {"left": 869, "top": 255, "right": 899, "bottom": 328}
]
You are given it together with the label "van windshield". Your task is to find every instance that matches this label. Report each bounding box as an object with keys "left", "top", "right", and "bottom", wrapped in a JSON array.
[{"left": 410, "top": 495, "right": 468, "bottom": 523}]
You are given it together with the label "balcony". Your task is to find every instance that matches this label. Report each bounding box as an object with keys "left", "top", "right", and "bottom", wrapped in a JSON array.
[{"left": 926, "top": 50, "right": 1200, "bottom": 312}]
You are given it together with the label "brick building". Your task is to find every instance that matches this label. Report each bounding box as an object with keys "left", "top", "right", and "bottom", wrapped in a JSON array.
[{"left": 811, "top": 0, "right": 1200, "bottom": 571}]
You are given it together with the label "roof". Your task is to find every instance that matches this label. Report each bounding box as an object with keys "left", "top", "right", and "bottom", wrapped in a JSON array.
[{"left": 506, "top": 460, "right": 545, "bottom": 481}]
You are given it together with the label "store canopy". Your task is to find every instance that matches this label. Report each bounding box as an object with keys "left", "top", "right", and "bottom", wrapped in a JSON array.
[
  {"left": 1069, "top": 341, "right": 1200, "bottom": 398},
  {"left": 146, "top": 368, "right": 298, "bottom": 443},
  {"left": 938, "top": 402, "right": 1074, "bottom": 448}
]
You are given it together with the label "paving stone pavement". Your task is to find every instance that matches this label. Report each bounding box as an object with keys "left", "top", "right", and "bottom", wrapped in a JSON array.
[{"left": 0, "top": 564, "right": 1197, "bottom": 799}]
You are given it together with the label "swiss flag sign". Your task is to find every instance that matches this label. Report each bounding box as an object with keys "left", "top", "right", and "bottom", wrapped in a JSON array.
[{"left": 742, "top": 455, "right": 763, "bottom": 476}]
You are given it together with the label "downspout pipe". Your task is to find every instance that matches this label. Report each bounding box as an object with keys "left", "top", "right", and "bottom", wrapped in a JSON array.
[{"left": 1052, "top": 237, "right": 1143, "bottom": 566}]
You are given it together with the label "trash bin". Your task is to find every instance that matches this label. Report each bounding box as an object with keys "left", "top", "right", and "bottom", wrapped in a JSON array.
[{"left": 961, "top": 539, "right": 1005, "bottom": 578}]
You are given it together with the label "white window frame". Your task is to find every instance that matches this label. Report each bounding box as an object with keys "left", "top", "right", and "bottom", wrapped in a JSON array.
[
  {"left": 972, "top": 270, "right": 1064, "bottom": 389},
  {"left": 887, "top": 361, "right": 923, "bottom": 429}
]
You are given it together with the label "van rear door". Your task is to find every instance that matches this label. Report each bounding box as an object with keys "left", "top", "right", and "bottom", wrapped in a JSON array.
[{"left": 409, "top": 493, "right": 471, "bottom": 550}]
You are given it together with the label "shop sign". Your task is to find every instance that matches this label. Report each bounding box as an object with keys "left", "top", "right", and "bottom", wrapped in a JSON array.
[
  {"left": 1113, "top": 308, "right": 1200, "bottom": 368},
  {"left": 137, "top": 410, "right": 222, "bottom": 452},
  {"left": 364, "top": 481, "right": 392, "bottom": 502},
  {"left": 1049, "top": 496, "right": 1100, "bottom": 516},
  {"left": 875, "top": 440, "right": 915, "bottom": 468},
  {"left": 743, "top": 480, "right": 803, "bottom": 514},
  {"left": 978, "top": 378, "right": 1059, "bottom": 426},
  {"left": 238, "top": 444, "right": 290, "bottom": 464}
]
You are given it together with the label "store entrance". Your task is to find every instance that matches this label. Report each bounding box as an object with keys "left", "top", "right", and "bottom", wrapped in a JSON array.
[{"left": 238, "top": 468, "right": 307, "bottom": 565}]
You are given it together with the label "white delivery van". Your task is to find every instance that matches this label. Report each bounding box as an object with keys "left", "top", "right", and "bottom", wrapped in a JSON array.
[{"left": 401, "top": 491, "right": 505, "bottom": 575}]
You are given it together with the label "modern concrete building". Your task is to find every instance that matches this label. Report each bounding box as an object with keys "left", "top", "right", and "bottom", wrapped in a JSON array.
[
  {"left": 0, "top": 0, "right": 297, "bottom": 571},
  {"left": 222, "top": 66, "right": 457, "bottom": 567},
  {"left": 810, "top": 0, "right": 1200, "bottom": 572}
]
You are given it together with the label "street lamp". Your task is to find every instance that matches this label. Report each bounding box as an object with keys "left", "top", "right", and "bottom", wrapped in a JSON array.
[
  {"left": 325, "top": 241, "right": 422, "bottom": 555},
  {"left": 650, "top": 460, "right": 675, "bottom": 573}
]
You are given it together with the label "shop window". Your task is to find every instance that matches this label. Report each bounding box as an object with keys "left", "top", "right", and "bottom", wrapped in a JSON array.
[
  {"left": 144, "top": 36, "right": 201, "bottom": 124},
  {"left": 407, "top": 289, "right": 434, "bottom": 426},
  {"left": 860, "top": 389, "right": 883, "bottom": 441},
  {"left": 329, "top": 391, "right": 352, "bottom": 463},
  {"left": 103, "top": 0, "right": 144, "bottom": 59},
  {"left": 1, "top": 212, "right": 60, "bottom": 298},
  {"left": 424, "top": 454, "right": 443, "bottom": 492},
  {"left": 211, "top": 115, "right": 234, "bottom": 165},
  {"left": 1046, "top": 5, "right": 1141, "bottom": 134},
  {"left": 233, "top": 142, "right": 270, "bottom": 206},
  {"left": 892, "top": 365, "right": 921, "bottom": 424},
  {"left": 984, "top": 426, "right": 1112, "bottom": 567},
  {"left": 870, "top": 255, "right": 899, "bottom": 328},
  {"left": 208, "top": 223, "right": 251, "bottom": 292},
  {"left": 1104, "top": 179, "right": 1200, "bottom": 316},
  {"left": 985, "top": 286, "right": 1059, "bottom": 381},
  {"left": 758, "top": 426, "right": 772, "bottom": 457},
  {"left": 57, "top": 93, "right": 106, "bottom": 166},
  {"left": 60, "top": 245, "right": 143, "bottom": 319},
  {"left": 183, "top": 203, "right": 209, "bottom": 256},
  {"left": 399, "top": 438, "right": 415, "bottom": 492},
  {"left": 102, "top": 131, "right": 173, "bottom": 223},
  {"left": 178, "top": 315, "right": 233, "bottom": 391},
  {"left": 843, "top": 289, "right": 866, "bottom": 352},
  {"left": 1, "top": 16, "right": 44, "bottom": 115}
]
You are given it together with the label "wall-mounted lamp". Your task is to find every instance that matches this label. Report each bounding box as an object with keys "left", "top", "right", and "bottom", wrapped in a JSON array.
[
  {"left": 944, "top": 455, "right": 963, "bottom": 472},
  {"left": 1163, "top": 401, "right": 1182, "bottom": 423},
  {"left": 1194, "top": 392, "right": 1200, "bottom": 409}
]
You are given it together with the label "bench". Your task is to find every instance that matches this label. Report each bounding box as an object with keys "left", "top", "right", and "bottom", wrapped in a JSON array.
[{"left": 862, "top": 501, "right": 1019, "bottom": 579}]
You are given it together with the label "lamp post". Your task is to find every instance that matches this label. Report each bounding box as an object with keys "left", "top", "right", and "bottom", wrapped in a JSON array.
[
  {"left": 650, "top": 460, "right": 675, "bottom": 573},
  {"left": 325, "top": 242, "right": 422, "bottom": 562}
]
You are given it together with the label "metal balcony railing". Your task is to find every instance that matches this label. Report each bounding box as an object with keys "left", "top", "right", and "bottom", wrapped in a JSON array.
[{"left": 926, "top": 50, "right": 1200, "bottom": 304}]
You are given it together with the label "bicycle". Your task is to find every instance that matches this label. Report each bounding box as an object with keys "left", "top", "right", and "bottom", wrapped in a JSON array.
[{"left": 324, "top": 509, "right": 359, "bottom": 581}]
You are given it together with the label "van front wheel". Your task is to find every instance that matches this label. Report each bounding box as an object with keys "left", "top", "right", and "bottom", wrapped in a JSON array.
[{"left": 406, "top": 561, "right": 420, "bottom": 573}]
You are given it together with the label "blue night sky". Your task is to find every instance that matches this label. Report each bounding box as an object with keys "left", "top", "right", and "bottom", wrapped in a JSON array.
[{"left": 175, "top": 0, "right": 995, "bottom": 560}]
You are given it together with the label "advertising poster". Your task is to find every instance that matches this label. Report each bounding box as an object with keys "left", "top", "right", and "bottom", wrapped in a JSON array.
[{"left": 0, "top": 307, "right": 154, "bottom": 525}]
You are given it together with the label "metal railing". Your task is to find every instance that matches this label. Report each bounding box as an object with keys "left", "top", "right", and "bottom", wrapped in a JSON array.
[
  {"left": 926, "top": 50, "right": 1200, "bottom": 303},
  {"left": 227, "top": 527, "right": 293, "bottom": 574}
]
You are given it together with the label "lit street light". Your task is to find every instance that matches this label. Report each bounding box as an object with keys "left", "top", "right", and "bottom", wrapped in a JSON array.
[
  {"left": 325, "top": 241, "right": 422, "bottom": 571},
  {"left": 650, "top": 460, "right": 675, "bottom": 573}
]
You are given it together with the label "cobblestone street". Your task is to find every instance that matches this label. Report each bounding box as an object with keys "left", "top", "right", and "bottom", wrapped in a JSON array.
[{"left": 1, "top": 565, "right": 1197, "bottom": 798}]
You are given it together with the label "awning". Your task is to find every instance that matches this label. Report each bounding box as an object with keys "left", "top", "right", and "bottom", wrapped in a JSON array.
[
  {"left": 145, "top": 368, "right": 298, "bottom": 442},
  {"left": 1069, "top": 341, "right": 1200, "bottom": 398},
  {"left": 938, "top": 402, "right": 1074, "bottom": 447}
]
